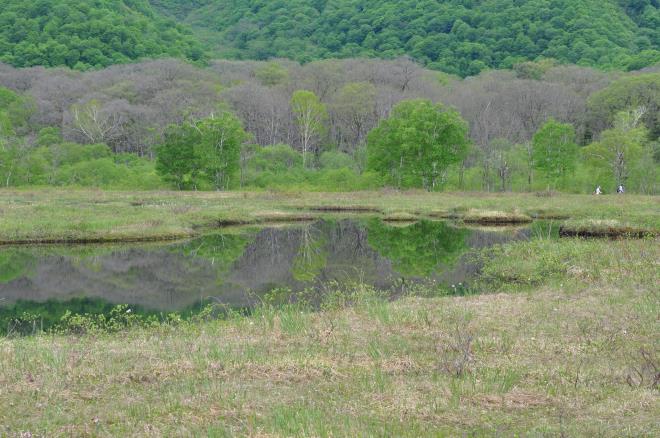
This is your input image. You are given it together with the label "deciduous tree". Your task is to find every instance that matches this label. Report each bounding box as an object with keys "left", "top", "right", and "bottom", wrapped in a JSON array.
[
  {"left": 532, "top": 118, "right": 578, "bottom": 188},
  {"left": 290, "top": 90, "right": 327, "bottom": 168},
  {"left": 367, "top": 99, "right": 470, "bottom": 190}
]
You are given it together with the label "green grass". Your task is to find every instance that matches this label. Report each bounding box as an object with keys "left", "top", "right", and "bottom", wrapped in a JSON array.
[
  {"left": 1, "top": 236, "right": 658, "bottom": 436},
  {"left": 0, "top": 189, "right": 658, "bottom": 243}
]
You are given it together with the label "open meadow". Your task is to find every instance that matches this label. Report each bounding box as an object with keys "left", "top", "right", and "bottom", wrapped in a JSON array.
[{"left": 0, "top": 190, "right": 658, "bottom": 436}]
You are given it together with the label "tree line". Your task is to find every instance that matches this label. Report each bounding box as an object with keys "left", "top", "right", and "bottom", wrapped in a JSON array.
[{"left": 0, "top": 58, "right": 658, "bottom": 193}]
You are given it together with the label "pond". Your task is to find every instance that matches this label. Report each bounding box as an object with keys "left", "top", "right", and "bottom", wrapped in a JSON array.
[{"left": 0, "top": 218, "right": 550, "bottom": 333}]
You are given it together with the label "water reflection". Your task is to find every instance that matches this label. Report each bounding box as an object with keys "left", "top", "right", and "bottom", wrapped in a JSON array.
[{"left": 0, "top": 219, "right": 533, "bottom": 317}]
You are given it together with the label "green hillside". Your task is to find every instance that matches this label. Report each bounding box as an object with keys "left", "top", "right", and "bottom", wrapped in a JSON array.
[
  {"left": 0, "top": 0, "right": 205, "bottom": 69},
  {"left": 154, "top": 0, "right": 660, "bottom": 76},
  {"left": 0, "top": 0, "right": 658, "bottom": 74}
]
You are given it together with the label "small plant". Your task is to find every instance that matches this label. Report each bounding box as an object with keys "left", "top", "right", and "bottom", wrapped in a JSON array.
[
  {"left": 437, "top": 321, "right": 475, "bottom": 377},
  {"left": 447, "top": 282, "right": 473, "bottom": 296},
  {"left": 55, "top": 305, "right": 163, "bottom": 335},
  {"left": 5, "top": 312, "right": 42, "bottom": 337},
  {"left": 626, "top": 348, "right": 659, "bottom": 390}
]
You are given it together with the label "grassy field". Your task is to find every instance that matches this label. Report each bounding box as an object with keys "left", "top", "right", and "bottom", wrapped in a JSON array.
[
  {"left": 0, "top": 237, "right": 658, "bottom": 436},
  {"left": 0, "top": 190, "right": 658, "bottom": 436},
  {"left": 0, "top": 189, "right": 658, "bottom": 243}
]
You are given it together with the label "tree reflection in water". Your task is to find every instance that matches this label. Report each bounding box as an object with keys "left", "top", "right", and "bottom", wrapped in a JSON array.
[{"left": 0, "top": 218, "right": 531, "bottom": 321}]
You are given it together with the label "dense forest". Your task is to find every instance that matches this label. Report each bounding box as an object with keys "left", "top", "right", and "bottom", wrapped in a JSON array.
[
  {"left": 0, "top": 0, "right": 658, "bottom": 75},
  {"left": 0, "top": 0, "right": 205, "bottom": 69},
  {"left": 154, "top": 0, "right": 660, "bottom": 76},
  {"left": 0, "top": 1, "right": 658, "bottom": 193},
  {"left": 1, "top": 58, "right": 658, "bottom": 193}
]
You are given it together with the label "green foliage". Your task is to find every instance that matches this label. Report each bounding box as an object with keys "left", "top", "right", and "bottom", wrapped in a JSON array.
[
  {"left": 0, "top": 251, "right": 35, "bottom": 284},
  {"left": 319, "top": 151, "right": 357, "bottom": 171},
  {"left": 177, "top": 232, "right": 256, "bottom": 282},
  {"left": 0, "top": 87, "right": 34, "bottom": 135},
  {"left": 156, "top": 113, "right": 249, "bottom": 190},
  {"left": 0, "top": 138, "right": 163, "bottom": 189},
  {"left": 240, "top": 144, "right": 381, "bottom": 191},
  {"left": 367, "top": 99, "right": 470, "bottom": 190},
  {"left": 1, "top": 0, "right": 658, "bottom": 75},
  {"left": 513, "top": 59, "right": 558, "bottom": 80},
  {"left": 158, "top": 0, "right": 660, "bottom": 76},
  {"left": 587, "top": 73, "right": 660, "bottom": 139},
  {"left": 290, "top": 90, "right": 328, "bottom": 168},
  {"left": 249, "top": 144, "right": 303, "bottom": 174},
  {"left": 583, "top": 109, "right": 657, "bottom": 192},
  {"left": 255, "top": 62, "right": 289, "bottom": 86},
  {"left": 366, "top": 220, "right": 470, "bottom": 277},
  {"left": 0, "top": 0, "right": 205, "bottom": 69},
  {"left": 532, "top": 118, "right": 579, "bottom": 188}
]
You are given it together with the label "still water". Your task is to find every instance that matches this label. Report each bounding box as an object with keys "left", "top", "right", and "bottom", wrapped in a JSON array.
[{"left": 0, "top": 218, "right": 540, "bottom": 327}]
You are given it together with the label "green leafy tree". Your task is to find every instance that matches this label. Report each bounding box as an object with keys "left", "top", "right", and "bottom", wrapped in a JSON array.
[
  {"left": 156, "top": 123, "right": 199, "bottom": 189},
  {"left": 196, "top": 114, "right": 249, "bottom": 190},
  {"left": 582, "top": 108, "right": 651, "bottom": 187},
  {"left": 532, "top": 118, "right": 579, "bottom": 188},
  {"left": 254, "top": 62, "right": 289, "bottom": 86},
  {"left": 588, "top": 73, "right": 660, "bottom": 140},
  {"left": 290, "top": 90, "right": 328, "bottom": 168},
  {"left": 366, "top": 99, "right": 470, "bottom": 190},
  {"left": 0, "top": 87, "right": 34, "bottom": 135},
  {"left": 156, "top": 113, "right": 249, "bottom": 190}
]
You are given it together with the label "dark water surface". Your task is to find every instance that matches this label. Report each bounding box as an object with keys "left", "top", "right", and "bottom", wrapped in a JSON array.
[{"left": 0, "top": 218, "right": 541, "bottom": 329}]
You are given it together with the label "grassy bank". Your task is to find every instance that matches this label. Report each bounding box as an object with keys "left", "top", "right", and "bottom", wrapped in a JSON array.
[
  {"left": 0, "top": 189, "right": 658, "bottom": 244},
  {"left": 1, "top": 237, "right": 658, "bottom": 436}
]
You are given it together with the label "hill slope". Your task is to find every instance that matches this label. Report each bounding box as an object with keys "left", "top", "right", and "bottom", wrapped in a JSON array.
[
  {"left": 0, "top": 0, "right": 657, "bottom": 75},
  {"left": 0, "top": 0, "right": 205, "bottom": 69},
  {"left": 153, "top": 0, "right": 660, "bottom": 75}
]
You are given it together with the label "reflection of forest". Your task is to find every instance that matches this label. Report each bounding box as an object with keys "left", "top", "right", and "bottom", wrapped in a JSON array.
[{"left": 0, "top": 219, "right": 530, "bottom": 311}]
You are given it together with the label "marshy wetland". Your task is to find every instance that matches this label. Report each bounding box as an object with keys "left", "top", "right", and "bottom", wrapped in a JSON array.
[
  {"left": 0, "top": 218, "right": 540, "bottom": 333},
  {"left": 0, "top": 190, "right": 658, "bottom": 436}
]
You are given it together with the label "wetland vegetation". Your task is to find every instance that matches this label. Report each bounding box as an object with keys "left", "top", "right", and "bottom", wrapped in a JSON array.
[
  {"left": 0, "top": 190, "right": 658, "bottom": 436},
  {"left": 0, "top": 218, "right": 657, "bottom": 436}
]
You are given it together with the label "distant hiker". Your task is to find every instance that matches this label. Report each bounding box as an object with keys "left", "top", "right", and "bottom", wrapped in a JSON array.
[
  {"left": 595, "top": 185, "right": 602, "bottom": 195},
  {"left": 617, "top": 184, "right": 625, "bottom": 194}
]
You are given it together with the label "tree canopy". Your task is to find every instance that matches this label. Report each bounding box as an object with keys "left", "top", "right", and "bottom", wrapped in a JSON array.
[
  {"left": 0, "top": 0, "right": 658, "bottom": 75},
  {"left": 153, "top": 0, "right": 660, "bottom": 76},
  {"left": 367, "top": 99, "right": 470, "bottom": 190},
  {"left": 532, "top": 118, "right": 579, "bottom": 188},
  {"left": 0, "top": 0, "right": 205, "bottom": 69},
  {"left": 156, "top": 113, "right": 249, "bottom": 190}
]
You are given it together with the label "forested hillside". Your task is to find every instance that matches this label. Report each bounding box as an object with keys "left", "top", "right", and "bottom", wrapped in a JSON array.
[
  {"left": 0, "top": 0, "right": 657, "bottom": 74},
  {"left": 153, "top": 0, "right": 660, "bottom": 76},
  {"left": 0, "top": 0, "right": 205, "bottom": 69}
]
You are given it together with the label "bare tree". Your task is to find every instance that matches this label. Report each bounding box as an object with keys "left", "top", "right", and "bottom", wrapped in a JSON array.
[{"left": 66, "top": 97, "right": 125, "bottom": 146}]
